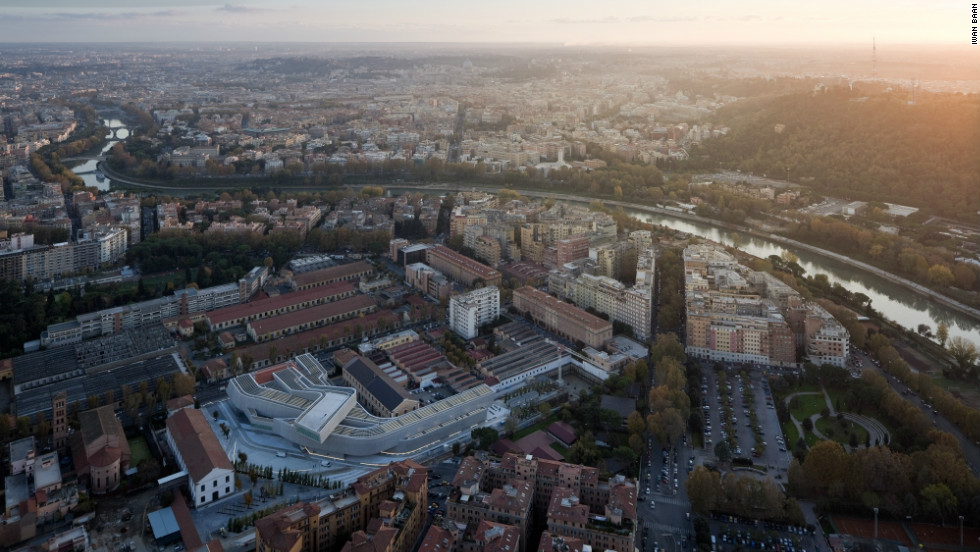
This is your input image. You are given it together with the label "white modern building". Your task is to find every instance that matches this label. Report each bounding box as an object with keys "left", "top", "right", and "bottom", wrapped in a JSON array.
[
  {"left": 449, "top": 286, "right": 500, "bottom": 340},
  {"left": 226, "top": 354, "right": 495, "bottom": 459}
]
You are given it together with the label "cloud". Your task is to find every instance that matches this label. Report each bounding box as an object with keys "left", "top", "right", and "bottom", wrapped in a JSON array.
[
  {"left": 552, "top": 15, "right": 700, "bottom": 25},
  {"left": 216, "top": 4, "right": 267, "bottom": 13},
  {"left": 45, "top": 10, "right": 182, "bottom": 20}
]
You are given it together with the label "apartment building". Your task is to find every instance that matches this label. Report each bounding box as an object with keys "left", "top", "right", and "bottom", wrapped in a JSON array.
[
  {"left": 513, "top": 286, "right": 612, "bottom": 348},
  {"left": 426, "top": 245, "right": 502, "bottom": 288},
  {"left": 255, "top": 460, "right": 428, "bottom": 552},
  {"left": 555, "top": 235, "right": 589, "bottom": 266},
  {"left": 682, "top": 244, "right": 848, "bottom": 367},
  {"left": 405, "top": 262, "right": 452, "bottom": 302},
  {"left": 447, "top": 454, "right": 637, "bottom": 552},
  {"left": 449, "top": 286, "right": 500, "bottom": 340}
]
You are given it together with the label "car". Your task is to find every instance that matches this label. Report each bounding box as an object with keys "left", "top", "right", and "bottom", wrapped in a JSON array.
[
  {"left": 276, "top": 451, "right": 287, "bottom": 458},
  {"left": 321, "top": 460, "right": 332, "bottom": 467},
  {"left": 650, "top": 500, "right": 656, "bottom": 509}
]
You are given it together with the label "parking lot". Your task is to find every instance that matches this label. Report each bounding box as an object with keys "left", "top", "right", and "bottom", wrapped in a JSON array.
[{"left": 700, "top": 364, "right": 792, "bottom": 474}]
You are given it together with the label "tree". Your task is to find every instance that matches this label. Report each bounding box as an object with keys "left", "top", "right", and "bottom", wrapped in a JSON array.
[
  {"left": 538, "top": 402, "right": 552, "bottom": 419},
  {"left": 927, "top": 264, "right": 955, "bottom": 287},
  {"left": 946, "top": 336, "right": 978, "bottom": 379},
  {"left": 173, "top": 372, "right": 196, "bottom": 397},
  {"left": 243, "top": 491, "right": 253, "bottom": 509},
  {"left": 936, "top": 322, "right": 949, "bottom": 348},
  {"left": 686, "top": 466, "right": 721, "bottom": 513},
  {"left": 920, "top": 483, "right": 957, "bottom": 523},
  {"left": 801, "top": 441, "right": 850, "bottom": 497},
  {"left": 238, "top": 452, "right": 248, "bottom": 464},
  {"left": 714, "top": 440, "right": 732, "bottom": 463},
  {"left": 627, "top": 411, "right": 646, "bottom": 435}
]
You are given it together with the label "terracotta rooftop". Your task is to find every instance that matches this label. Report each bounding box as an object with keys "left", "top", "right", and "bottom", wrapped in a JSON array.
[
  {"left": 418, "top": 525, "right": 457, "bottom": 552},
  {"left": 255, "top": 502, "right": 321, "bottom": 552},
  {"left": 546, "top": 487, "right": 589, "bottom": 526},
  {"left": 165, "top": 408, "right": 233, "bottom": 482},
  {"left": 513, "top": 286, "right": 611, "bottom": 331},
  {"left": 248, "top": 294, "right": 376, "bottom": 336},
  {"left": 207, "top": 281, "right": 355, "bottom": 326},
  {"left": 293, "top": 261, "right": 372, "bottom": 289}
]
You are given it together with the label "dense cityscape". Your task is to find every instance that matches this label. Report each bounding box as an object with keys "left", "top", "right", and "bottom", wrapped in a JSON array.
[{"left": 0, "top": 25, "right": 978, "bottom": 552}]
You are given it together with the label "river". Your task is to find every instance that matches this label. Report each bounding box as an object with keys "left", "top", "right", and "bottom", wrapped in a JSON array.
[
  {"left": 624, "top": 209, "right": 979, "bottom": 345},
  {"left": 68, "top": 118, "right": 129, "bottom": 191},
  {"left": 70, "top": 136, "right": 979, "bottom": 346}
]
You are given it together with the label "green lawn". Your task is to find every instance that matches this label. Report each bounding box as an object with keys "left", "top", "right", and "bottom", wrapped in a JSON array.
[
  {"left": 129, "top": 436, "right": 152, "bottom": 467},
  {"left": 550, "top": 442, "right": 569, "bottom": 457},
  {"left": 784, "top": 422, "right": 801, "bottom": 450},
  {"left": 789, "top": 393, "right": 828, "bottom": 421},
  {"left": 512, "top": 415, "right": 558, "bottom": 440},
  {"left": 814, "top": 416, "right": 870, "bottom": 447}
]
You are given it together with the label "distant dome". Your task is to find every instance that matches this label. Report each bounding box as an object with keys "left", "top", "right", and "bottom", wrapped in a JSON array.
[{"left": 463, "top": 59, "right": 473, "bottom": 70}]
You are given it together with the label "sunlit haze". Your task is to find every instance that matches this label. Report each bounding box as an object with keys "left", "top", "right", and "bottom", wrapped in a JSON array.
[{"left": 0, "top": 0, "right": 967, "bottom": 45}]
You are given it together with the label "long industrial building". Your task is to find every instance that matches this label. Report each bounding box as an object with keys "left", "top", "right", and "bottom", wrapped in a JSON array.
[{"left": 226, "top": 354, "right": 495, "bottom": 458}]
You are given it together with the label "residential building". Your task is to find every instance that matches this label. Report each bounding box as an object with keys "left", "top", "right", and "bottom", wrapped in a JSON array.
[
  {"left": 474, "top": 235, "right": 502, "bottom": 267},
  {"left": 425, "top": 245, "right": 502, "bottom": 288},
  {"left": 512, "top": 287, "right": 612, "bottom": 348},
  {"left": 556, "top": 235, "right": 589, "bottom": 266},
  {"left": 254, "top": 460, "right": 428, "bottom": 552},
  {"left": 449, "top": 286, "right": 500, "bottom": 340},
  {"left": 682, "top": 244, "right": 848, "bottom": 367}
]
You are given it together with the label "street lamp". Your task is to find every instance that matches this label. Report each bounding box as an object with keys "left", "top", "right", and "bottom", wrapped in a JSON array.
[{"left": 873, "top": 507, "right": 879, "bottom": 540}]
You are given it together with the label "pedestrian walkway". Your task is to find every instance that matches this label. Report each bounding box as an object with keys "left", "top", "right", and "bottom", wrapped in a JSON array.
[{"left": 786, "top": 388, "right": 890, "bottom": 452}]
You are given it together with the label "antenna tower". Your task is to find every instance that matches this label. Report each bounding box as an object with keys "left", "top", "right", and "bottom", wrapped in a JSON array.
[{"left": 872, "top": 37, "right": 877, "bottom": 83}]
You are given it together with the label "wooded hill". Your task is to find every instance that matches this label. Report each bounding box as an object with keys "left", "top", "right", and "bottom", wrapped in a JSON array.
[{"left": 685, "top": 87, "right": 980, "bottom": 221}]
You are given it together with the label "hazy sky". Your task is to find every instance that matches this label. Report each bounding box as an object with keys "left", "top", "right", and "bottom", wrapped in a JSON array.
[{"left": 0, "top": 0, "right": 966, "bottom": 45}]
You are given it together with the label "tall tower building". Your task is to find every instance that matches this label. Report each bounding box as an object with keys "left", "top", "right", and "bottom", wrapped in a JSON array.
[{"left": 52, "top": 391, "right": 68, "bottom": 453}]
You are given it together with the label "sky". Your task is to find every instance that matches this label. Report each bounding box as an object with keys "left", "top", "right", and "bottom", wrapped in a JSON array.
[{"left": 0, "top": 0, "right": 968, "bottom": 45}]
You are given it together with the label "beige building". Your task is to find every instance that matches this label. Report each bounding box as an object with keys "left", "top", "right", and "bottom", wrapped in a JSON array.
[
  {"left": 513, "top": 286, "right": 612, "bottom": 348},
  {"left": 255, "top": 460, "right": 429, "bottom": 552}
]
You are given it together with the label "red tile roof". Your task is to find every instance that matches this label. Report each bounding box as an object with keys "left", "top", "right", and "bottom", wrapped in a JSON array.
[
  {"left": 293, "top": 261, "right": 372, "bottom": 289},
  {"left": 247, "top": 295, "right": 376, "bottom": 336},
  {"left": 207, "top": 281, "right": 356, "bottom": 326},
  {"left": 165, "top": 408, "right": 233, "bottom": 483}
]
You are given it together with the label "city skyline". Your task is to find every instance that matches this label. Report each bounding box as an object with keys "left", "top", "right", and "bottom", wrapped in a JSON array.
[{"left": 0, "top": 0, "right": 968, "bottom": 46}]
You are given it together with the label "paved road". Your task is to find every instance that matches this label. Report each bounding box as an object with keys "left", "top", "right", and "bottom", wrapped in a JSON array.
[{"left": 853, "top": 349, "right": 980, "bottom": 476}]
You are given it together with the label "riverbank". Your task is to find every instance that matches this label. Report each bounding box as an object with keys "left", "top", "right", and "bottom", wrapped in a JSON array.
[
  {"left": 415, "top": 183, "right": 980, "bottom": 324},
  {"left": 95, "top": 168, "right": 980, "bottom": 327}
]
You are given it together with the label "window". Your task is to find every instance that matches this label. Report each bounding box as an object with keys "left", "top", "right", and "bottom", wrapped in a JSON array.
[
  {"left": 201, "top": 484, "right": 206, "bottom": 492},
  {"left": 214, "top": 480, "right": 218, "bottom": 488},
  {"left": 201, "top": 496, "right": 205, "bottom": 503},
  {"left": 226, "top": 475, "right": 230, "bottom": 483},
  {"left": 226, "top": 487, "right": 230, "bottom": 493}
]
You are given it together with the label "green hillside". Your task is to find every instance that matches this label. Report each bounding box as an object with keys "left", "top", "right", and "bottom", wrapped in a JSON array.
[{"left": 686, "top": 87, "right": 980, "bottom": 220}]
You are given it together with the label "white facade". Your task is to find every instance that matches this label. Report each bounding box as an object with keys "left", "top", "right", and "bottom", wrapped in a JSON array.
[
  {"left": 187, "top": 464, "right": 235, "bottom": 508},
  {"left": 164, "top": 423, "right": 235, "bottom": 508},
  {"left": 449, "top": 286, "right": 500, "bottom": 339},
  {"left": 97, "top": 227, "right": 128, "bottom": 265}
]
